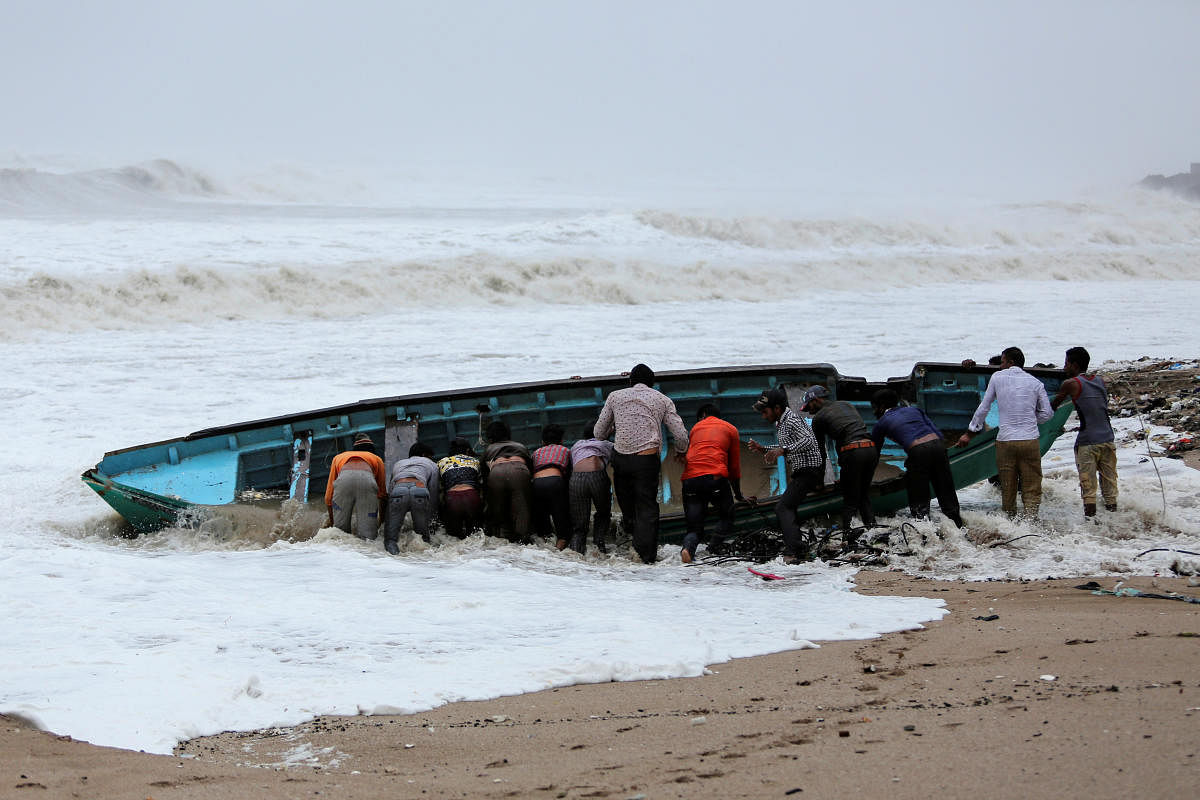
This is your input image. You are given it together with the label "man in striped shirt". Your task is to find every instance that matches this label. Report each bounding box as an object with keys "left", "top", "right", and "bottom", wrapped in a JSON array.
[
  {"left": 956, "top": 346, "right": 1053, "bottom": 518},
  {"left": 748, "top": 388, "right": 825, "bottom": 563}
]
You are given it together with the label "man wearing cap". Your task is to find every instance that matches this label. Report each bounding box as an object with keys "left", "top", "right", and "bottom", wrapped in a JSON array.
[
  {"left": 747, "top": 387, "right": 825, "bottom": 562},
  {"left": 679, "top": 404, "right": 745, "bottom": 563},
  {"left": 870, "top": 388, "right": 963, "bottom": 528},
  {"left": 802, "top": 385, "right": 878, "bottom": 546},
  {"left": 325, "top": 434, "right": 388, "bottom": 542},
  {"left": 956, "top": 346, "right": 1053, "bottom": 518},
  {"left": 593, "top": 363, "right": 689, "bottom": 564}
]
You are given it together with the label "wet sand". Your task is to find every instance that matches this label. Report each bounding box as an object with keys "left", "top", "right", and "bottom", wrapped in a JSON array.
[{"left": 5, "top": 571, "right": 1197, "bottom": 799}]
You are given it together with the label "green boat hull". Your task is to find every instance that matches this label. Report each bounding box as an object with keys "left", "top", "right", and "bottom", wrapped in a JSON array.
[{"left": 82, "top": 363, "right": 1071, "bottom": 541}]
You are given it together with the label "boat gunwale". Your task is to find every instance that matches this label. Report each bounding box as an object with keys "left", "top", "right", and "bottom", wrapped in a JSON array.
[{"left": 89, "top": 361, "right": 1065, "bottom": 460}]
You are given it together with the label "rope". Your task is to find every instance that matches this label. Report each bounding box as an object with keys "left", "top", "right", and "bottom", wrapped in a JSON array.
[
  {"left": 1134, "top": 547, "right": 1200, "bottom": 559},
  {"left": 1110, "top": 375, "right": 1168, "bottom": 519},
  {"left": 988, "top": 533, "right": 1044, "bottom": 548}
]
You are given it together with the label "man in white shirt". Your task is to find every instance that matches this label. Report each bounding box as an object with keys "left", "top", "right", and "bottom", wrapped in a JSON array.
[{"left": 956, "top": 347, "right": 1053, "bottom": 518}]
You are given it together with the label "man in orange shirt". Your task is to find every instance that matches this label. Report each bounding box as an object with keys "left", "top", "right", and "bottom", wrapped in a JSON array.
[
  {"left": 324, "top": 433, "right": 388, "bottom": 542},
  {"left": 680, "top": 404, "right": 746, "bottom": 563}
]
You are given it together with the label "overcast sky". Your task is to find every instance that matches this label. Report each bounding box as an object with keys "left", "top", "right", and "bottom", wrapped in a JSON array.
[{"left": 3, "top": 0, "right": 1198, "bottom": 194}]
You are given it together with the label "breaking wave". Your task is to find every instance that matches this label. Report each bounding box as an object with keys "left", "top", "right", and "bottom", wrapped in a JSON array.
[
  {"left": 2, "top": 243, "right": 1198, "bottom": 339},
  {"left": 635, "top": 196, "right": 1200, "bottom": 252},
  {"left": 2, "top": 157, "right": 1198, "bottom": 338},
  {"left": 0, "top": 159, "right": 223, "bottom": 212}
]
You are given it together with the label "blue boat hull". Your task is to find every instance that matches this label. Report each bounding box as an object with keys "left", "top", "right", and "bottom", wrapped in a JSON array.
[{"left": 81, "top": 362, "right": 1070, "bottom": 538}]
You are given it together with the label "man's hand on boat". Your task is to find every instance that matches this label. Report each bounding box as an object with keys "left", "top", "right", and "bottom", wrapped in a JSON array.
[{"left": 747, "top": 438, "right": 784, "bottom": 463}]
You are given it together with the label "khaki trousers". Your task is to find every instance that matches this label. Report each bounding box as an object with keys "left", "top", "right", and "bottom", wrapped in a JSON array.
[
  {"left": 1075, "top": 442, "right": 1118, "bottom": 506},
  {"left": 995, "top": 439, "right": 1042, "bottom": 517}
]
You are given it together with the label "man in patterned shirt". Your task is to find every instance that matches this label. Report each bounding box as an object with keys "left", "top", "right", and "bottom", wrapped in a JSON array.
[
  {"left": 594, "top": 364, "right": 690, "bottom": 564},
  {"left": 748, "top": 387, "right": 825, "bottom": 563}
]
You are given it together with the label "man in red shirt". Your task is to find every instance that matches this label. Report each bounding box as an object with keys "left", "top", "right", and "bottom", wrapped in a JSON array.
[{"left": 680, "top": 404, "right": 746, "bottom": 563}]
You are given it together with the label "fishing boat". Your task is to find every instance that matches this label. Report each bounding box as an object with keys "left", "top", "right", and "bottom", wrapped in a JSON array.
[{"left": 81, "top": 362, "right": 1072, "bottom": 540}]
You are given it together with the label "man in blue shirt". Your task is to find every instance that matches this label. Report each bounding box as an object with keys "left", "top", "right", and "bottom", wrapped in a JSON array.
[{"left": 871, "top": 389, "right": 963, "bottom": 529}]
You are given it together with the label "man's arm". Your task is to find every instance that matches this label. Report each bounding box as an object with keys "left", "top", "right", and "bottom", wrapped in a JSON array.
[
  {"left": 662, "top": 398, "right": 690, "bottom": 453},
  {"left": 726, "top": 426, "right": 742, "bottom": 486},
  {"left": 324, "top": 456, "right": 340, "bottom": 525},
  {"left": 593, "top": 398, "right": 615, "bottom": 440},
  {"left": 957, "top": 376, "right": 998, "bottom": 446},
  {"left": 1051, "top": 377, "right": 1080, "bottom": 410},
  {"left": 1035, "top": 383, "right": 1054, "bottom": 423},
  {"left": 426, "top": 461, "right": 440, "bottom": 502},
  {"left": 809, "top": 414, "right": 828, "bottom": 460},
  {"left": 870, "top": 419, "right": 887, "bottom": 449}
]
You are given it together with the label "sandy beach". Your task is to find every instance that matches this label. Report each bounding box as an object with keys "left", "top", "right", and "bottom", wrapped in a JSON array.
[{"left": 5, "top": 570, "right": 1198, "bottom": 799}]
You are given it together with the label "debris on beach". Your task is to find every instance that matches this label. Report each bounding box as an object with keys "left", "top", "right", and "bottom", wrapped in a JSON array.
[{"left": 1102, "top": 358, "right": 1200, "bottom": 458}]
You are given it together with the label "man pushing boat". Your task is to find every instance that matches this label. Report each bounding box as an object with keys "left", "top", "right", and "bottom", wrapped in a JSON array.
[
  {"left": 325, "top": 434, "right": 388, "bottom": 543},
  {"left": 594, "top": 364, "right": 689, "bottom": 564}
]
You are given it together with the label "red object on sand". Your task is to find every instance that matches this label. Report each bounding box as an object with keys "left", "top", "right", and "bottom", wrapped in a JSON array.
[{"left": 748, "top": 567, "right": 785, "bottom": 581}]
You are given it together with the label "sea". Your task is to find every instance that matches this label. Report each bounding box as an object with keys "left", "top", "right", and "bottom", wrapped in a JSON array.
[{"left": 1, "top": 157, "right": 1198, "bottom": 758}]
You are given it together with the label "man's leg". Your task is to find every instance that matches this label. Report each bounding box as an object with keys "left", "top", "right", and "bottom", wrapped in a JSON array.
[
  {"left": 1075, "top": 443, "right": 1099, "bottom": 515},
  {"left": 904, "top": 445, "right": 934, "bottom": 519},
  {"left": 336, "top": 470, "right": 379, "bottom": 540},
  {"left": 484, "top": 467, "right": 511, "bottom": 539},
  {"left": 630, "top": 455, "right": 662, "bottom": 564},
  {"left": 508, "top": 465, "right": 533, "bottom": 543},
  {"left": 548, "top": 477, "right": 572, "bottom": 543},
  {"left": 590, "top": 471, "right": 612, "bottom": 552},
  {"left": 994, "top": 441, "right": 1020, "bottom": 516},
  {"left": 680, "top": 476, "right": 706, "bottom": 562},
  {"left": 777, "top": 468, "right": 821, "bottom": 560},
  {"left": 854, "top": 447, "right": 877, "bottom": 527},
  {"left": 1014, "top": 439, "right": 1042, "bottom": 517},
  {"left": 568, "top": 473, "right": 592, "bottom": 553},
  {"left": 331, "top": 475, "right": 356, "bottom": 534},
  {"left": 410, "top": 487, "right": 432, "bottom": 542},
  {"left": 926, "top": 444, "right": 963, "bottom": 527},
  {"left": 530, "top": 477, "right": 555, "bottom": 540},
  {"left": 442, "top": 492, "right": 464, "bottom": 538},
  {"left": 611, "top": 453, "right": 638, "bottom": 545},
  {"left": 1097, "top": 442, "right": 1119, "bottom": 510},
  {"left": 385, "top": 487, "right": 412, "bottom": 553},
  {"left": 710, "top": 477, "right": 735, "bottom": 553}
]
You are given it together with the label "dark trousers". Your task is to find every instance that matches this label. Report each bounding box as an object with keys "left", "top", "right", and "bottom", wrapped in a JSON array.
[
  {"left": 531, "top": 474, "right": 571, "bottom": 541},
  {"left": 905, "top": 440, "right": 962, "bottom": 527},
  {"left": 777, "top": 466, "right": 824, "bottom": 558},
  {"left": 485, "top": 462, "right": 532, "bottom": 543},
  {"left": 569, "top": 470, "right": 612, "bottom": 553},
  {"left": 611, "top": 452, "right": 661, "bottom": 563},
  {"left": 441, "top": 488, "right": 483, "bottom": 538},
  {"left": 681, "top": 474, "right": 734, "bottom": 556},
  {"left": 837, "top": 445, "right": 877, "bottom": 528}
]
